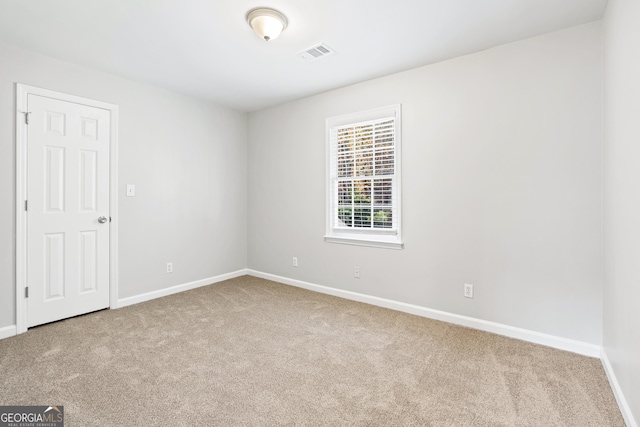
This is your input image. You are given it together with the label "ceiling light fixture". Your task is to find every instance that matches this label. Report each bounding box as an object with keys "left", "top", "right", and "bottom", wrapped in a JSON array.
[{"left": 246, "top": 8, "right": 288, "bottom": 42}]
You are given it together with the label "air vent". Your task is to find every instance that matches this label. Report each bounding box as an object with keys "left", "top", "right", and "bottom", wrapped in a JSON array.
[{"left": 298, "top": 43, "right": 336, "bottom": 61}]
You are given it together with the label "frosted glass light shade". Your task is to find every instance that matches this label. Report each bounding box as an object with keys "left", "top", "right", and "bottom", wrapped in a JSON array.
[{"left": 246, "top": 8, "right": 288, "bottom": 41}]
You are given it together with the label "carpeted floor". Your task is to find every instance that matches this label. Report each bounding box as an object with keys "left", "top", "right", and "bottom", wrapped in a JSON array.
[{"left": 0, "top": 276, "right": 625, "bottom": 426}]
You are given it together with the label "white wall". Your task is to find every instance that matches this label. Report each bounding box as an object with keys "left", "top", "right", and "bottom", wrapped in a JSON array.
[
  {"left": 0, "top": 42, "right": 248, "bottom": 329},
  {"left": 248, "top": 22, "right": 603, "bottom": 344},
  {"left": 603, "top": 0, "right": 640, "bottom": 423}
]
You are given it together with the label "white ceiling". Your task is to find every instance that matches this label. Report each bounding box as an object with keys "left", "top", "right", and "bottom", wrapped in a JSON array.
[{"left": 0, "top": 0, "right": 606, "bottom": 112}]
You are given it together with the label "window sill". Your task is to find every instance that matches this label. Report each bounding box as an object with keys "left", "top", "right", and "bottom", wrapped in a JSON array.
[{"left": 324, "top": 235, "right": 404, "bottom": 250}]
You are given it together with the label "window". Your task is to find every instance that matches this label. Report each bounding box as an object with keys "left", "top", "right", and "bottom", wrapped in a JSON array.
[{"left": 325, "top": 105, "right": 403, "bottom": 249}]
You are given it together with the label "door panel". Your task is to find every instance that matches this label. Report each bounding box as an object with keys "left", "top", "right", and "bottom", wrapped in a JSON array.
[
  {"left": 44, "top": 233, "right": 65, "bottom": 300},
  {"left": 79, "top": 230, "right": 98, "bottom": 293},
  {"left": 27, "top": 94, "right": 110, "bottom": 327},
  {"left": 45, "top": 146, "right": 66, "bottom": 212},
  {"left": 80, "top": 150, "right": 98, "bottom": 212}
]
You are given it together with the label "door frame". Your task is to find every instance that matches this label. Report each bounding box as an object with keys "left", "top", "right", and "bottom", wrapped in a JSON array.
[{"left": 15, "top": 83, "right": 119, "bottom": 334}]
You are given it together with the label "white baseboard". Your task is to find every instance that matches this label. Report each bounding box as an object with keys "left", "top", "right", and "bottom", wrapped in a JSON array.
[
  {"left": 247, "top": 270, "right": 601, "bottom": 358},
  {"left": 0, "top": 325, "right": 17, "bottom": 340},
  {"left": 601, "top": 349, "right": 638, "bottom": 427},
  {"left": 117, "top": 269, "right": 249, "bottom": 308}
]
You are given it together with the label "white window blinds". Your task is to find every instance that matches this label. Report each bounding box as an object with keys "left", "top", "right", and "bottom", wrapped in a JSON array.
[{"left": 326, "top": 105, "right": 402, "bottom": 249}]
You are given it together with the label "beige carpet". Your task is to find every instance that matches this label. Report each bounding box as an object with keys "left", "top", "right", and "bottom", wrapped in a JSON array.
[{"left": 0, "top": 276, "right": 624, "bottom": 426}]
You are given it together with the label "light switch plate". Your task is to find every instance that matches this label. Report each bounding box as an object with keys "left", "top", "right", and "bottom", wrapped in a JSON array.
[{"left": 126, "top": 185, "right": 136, "bottom": 197}]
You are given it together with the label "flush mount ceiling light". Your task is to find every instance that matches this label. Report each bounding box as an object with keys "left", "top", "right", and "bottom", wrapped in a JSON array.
[{"left": 246, "top": 8, "right": 288, "bottom": 41}]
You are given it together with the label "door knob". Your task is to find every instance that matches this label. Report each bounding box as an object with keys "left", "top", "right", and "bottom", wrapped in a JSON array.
[{"left": 98, "top": 216, "right": 108, "bottom": 224}]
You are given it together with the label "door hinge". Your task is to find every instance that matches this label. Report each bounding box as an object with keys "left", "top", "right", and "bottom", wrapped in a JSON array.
[
  {"left": 24, "top": 111, "right": 31, "bottom": 125},
  {"left": 25, "top": 287, "right": 29, "bottom": 298},
  {"left": 25, "top": 200, "right": 28, "bottom": 211}
]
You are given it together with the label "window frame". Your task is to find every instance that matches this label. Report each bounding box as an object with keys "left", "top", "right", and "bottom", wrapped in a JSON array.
[{"left": 325, "top": 104, "right": 403, "bottom": 250}]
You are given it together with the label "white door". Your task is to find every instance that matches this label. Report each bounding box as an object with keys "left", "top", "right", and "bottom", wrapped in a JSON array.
[{"left": 26, "top": 94, "right": 111, "bottom": 327}]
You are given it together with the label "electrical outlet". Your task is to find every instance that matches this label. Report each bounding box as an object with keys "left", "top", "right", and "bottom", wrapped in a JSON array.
[
  {"left": 464, "top": 283, "right": 474, "bottom": 298},
  {"left": 354, "top": 267, "right": 360, "bottom": 279},
  {"left": 292, "top": 257, "right": 298, "bottom": 267},
  {"left": 166, "top": 262, "right": 173, "bottom": 274}
]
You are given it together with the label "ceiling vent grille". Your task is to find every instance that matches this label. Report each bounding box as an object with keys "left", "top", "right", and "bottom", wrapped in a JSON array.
[{"left": 298, "top": 43, "right": 335, "bottom": 61}]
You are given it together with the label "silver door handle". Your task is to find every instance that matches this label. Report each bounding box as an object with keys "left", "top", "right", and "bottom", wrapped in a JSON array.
[{"left": 98, "top": 216, "right": 108, "bottom": 224}]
